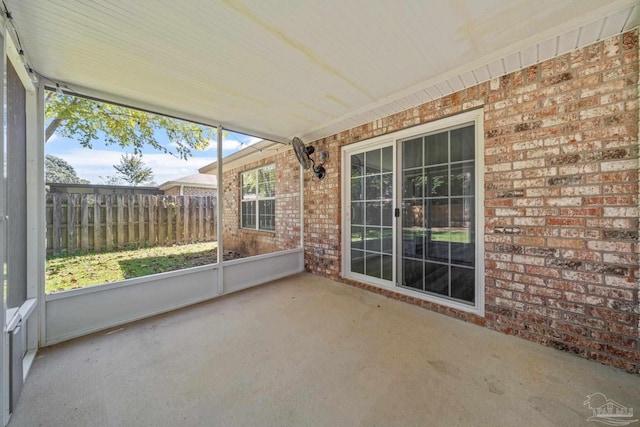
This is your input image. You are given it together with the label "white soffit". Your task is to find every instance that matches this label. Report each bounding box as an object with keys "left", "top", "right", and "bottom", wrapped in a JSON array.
[{"left": 6, "top": 0, "right": 639, "bottom": 143}]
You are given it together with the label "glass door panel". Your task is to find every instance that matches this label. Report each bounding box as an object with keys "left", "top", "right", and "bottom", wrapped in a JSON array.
[
  {"left": 399, "top": 125, "right": 476, "bottom": 304},
  {"left": 348, "top": 146, "right": 393, "bottom": 282}
]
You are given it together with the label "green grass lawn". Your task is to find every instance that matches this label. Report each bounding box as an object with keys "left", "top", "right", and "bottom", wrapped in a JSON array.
[
  {"left": 46, "top": 242, "right": 225, "bottom": 294},
  {"left": 431, "top": 230, "right": 471, "bottom": 243}
]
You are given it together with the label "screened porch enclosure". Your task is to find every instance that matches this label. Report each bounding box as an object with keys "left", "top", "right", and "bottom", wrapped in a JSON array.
[
  {"left": 42, "top": 141, "right": 304, "bottom": 346},
  {"left": 2, "top": 0, "right": 639, "bottom": 425}
]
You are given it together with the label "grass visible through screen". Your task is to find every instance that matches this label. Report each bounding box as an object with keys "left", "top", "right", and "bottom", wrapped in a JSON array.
[
  {"left": 430, "top": 230, "right": 471, "bottom": 243},
  {"left": 352, "top": 229, "right": 470, "bottom": 243},
  {"left": 45, "top": 242, "right": 239, "bottom": 294}
]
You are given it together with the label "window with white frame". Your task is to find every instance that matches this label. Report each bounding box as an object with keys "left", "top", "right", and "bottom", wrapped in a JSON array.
[{"left": 241, "top": 164, "right": 276, "bottom": 231}]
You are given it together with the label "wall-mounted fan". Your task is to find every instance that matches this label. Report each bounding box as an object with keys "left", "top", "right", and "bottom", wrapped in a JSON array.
[{"left": 292, "top": 137, "right": 326, "bottom": 180}]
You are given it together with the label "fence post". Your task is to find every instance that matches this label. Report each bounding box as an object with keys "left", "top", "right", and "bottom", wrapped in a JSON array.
[
  {"left": 67, "top": 194, "right": 77, "bottom": 254},
  {"left": 175, "top": 196, "right": 183, "bottom": 244},
  {"left": 158, "top": 196, "right": 166, "bottom": 245},
  {"left": 198, "top": 197, "right": 204, "bottom": 241},
  {"left": 117, "top": 194, "right": 125, "bottom": 249},
  {"left": 81, "top": 195, "right": 89, "bottom": 252},
  {"left": 190, "top": 197, "right": 197, "bottom": 242},
  {"left": 52, "top": 193, "right": 64, "bottom": 255},
  {"left": 46, "top": 193, "right": 52, "bottom": 254},
  {"left": 167, "top": 196, "right": 174, "bottom": 244},
  {"left": 94, "top": 194, "right": 102, "bottom": 252},
  {"left": 183, "top": 196, "right": 190, "bottom": 243},
  {"left": 128, "top": 195, "right": 135, "bottom": 246},
  {"left": 203, "top": 196, "right": 210, "bottom": 241},
  {"left": 148, "top": 195, "right": 156, "bottom": 246},
  {"left": 105, "top": 194, "right": 113, "bottom": 252},
  {"left": 138, "top": 194, "right": 146, "bottom": 245}
]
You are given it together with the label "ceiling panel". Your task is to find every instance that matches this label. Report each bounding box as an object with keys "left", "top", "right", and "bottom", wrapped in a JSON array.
[
  {"left": 520, "top": 45, "right": 539, "bottom": 68},
  {"left": 503, "top": 52, "right": 522, "bottom": 75},
  {"left": 538, "top": 38, "right": 559, "bottom": 63},
  {"left": 459, "top": 71, "right": 478, "bottom": 88},
  {"left": 447, "top": 76, "right": 466, "bottom": 93},
  {"left": 601, "top": 7, "right": 635, "bottom": 38},
  {"left": 487, "top": 59, "right": 505, "bottom": 79},
  {"left": 577, "top": 20, "right": 605, "bottom": 47},
  {"left": 471, "top": 66, "right": 491, "bottom": 86},
  {"left": 5, "top": 0, "right": 639, "bottom": 143},
  {"left": 558, "top": 29, "right": 581, "bottom": 55}
]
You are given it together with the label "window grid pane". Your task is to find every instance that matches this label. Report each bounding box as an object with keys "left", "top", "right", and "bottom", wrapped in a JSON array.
[
  {"left": 241, "top": 170, "right": 256, "bottom": 200},
  {"left": 258, "top": 199, "right": 275, "bottom": 231},
  {"left": 241, "top": 201, "right": 256, "bottom": 229},
  {"left": 241, "top": 165, "right": 276, "bottom": 231}
]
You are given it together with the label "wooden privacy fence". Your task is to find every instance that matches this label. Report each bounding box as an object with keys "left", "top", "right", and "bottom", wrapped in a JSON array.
[{"left": 46, "top": 193, "right": 217, "bottom": 255}]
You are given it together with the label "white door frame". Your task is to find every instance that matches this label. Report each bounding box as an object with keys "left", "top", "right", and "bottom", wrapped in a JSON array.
[{"left": 341, "top": 109, "right": 485, "bottom": 316}]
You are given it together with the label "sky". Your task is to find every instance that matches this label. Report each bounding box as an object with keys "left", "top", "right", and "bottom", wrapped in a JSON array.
[{"left": 46, "top": 128, "right": 261, "bottom": 185}]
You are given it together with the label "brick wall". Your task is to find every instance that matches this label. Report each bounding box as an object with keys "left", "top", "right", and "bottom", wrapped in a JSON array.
[
  {"left": 303, "top": 30, "right": 639, "bottom": 372},
  {"left": 222, "top": 150, "right": 301, "bottom": 256},
  {"left": 163, "top": 186, "right": 216, "bottom": 197}
]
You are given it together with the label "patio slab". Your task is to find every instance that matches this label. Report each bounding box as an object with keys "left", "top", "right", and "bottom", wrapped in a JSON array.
[{"left": 8, "top": 273, "right": 639, "bottom": 426}]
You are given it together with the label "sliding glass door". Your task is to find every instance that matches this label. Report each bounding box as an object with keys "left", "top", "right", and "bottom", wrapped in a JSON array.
[{"left": 342, "top": 110, "right": 482, "bottom": 313}]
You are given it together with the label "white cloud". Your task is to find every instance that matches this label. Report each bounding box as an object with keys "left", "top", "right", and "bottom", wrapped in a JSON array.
[
  {"left": 169, "top": 138, "right": 243, "bottom": 152},
  {"left": 53, "top": 132, "right": 266, "bottom": 185},
  {"left": 47, "top": 133, "right": 61, "bottom": 143},
  {"left": 58, "top": 149, "right": 215, "bottom": 185},
  {"left": 222, "top": 139, "right": 242, "bottom": 151}
]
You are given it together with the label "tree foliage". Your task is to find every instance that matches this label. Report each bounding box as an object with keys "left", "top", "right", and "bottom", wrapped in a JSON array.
[
  {"left": 45, "top": 154, "right": 89, "bottom": 184},
  {"left": 113, "top": 154, "right": 154, "bottom": 186},
  {"left": 45, "top": 92, "right": 215, "bottom": 160},
  {"left": 98, "top": 175, "right": 124, "bottom": 186}
]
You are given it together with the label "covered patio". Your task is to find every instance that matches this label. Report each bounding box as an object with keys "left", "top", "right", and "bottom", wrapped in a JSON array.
[
  {"left": 9, "top": 273, "right": 638, "bottom": 427},
  {"left": 0, "top": 0, "right": 639, "bottom": 425}
]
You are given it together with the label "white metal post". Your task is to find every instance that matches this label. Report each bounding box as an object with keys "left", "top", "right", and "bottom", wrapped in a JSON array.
[
  {"left": 35, "top": 82, "right": 46, "bottom": 350},
  {"left": 216, "top": 125, "right": 224, "bottom": 294},
  {"left": 299, "top": 164, "right": 304, "bottom": 252},
  {"left": 24, "top": 72, "right": 42, "bottom": 358},
  {"left": 0, "top": 18, "right": 7, "bottom": 426}
]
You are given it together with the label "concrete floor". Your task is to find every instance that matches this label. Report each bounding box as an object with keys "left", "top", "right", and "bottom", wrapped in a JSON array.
[{"left": 9, "top": 273, "right": 639, "bottom": 427}]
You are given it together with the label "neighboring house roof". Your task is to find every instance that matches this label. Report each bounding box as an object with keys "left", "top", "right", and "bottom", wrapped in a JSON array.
[
  {"left": 199, "top": 139, "right": 286, "bottom": 175},
  {"left": 47, "top": 182, "right": 163, "bottom": 195},
  {"left": 158, "top": 173, "right": 218, "bottom": 191}
]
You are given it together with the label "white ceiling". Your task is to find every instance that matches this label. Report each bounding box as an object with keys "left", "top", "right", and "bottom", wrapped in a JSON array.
[{"left": 7, "top": 0, "right": 640, "bottom": 143}]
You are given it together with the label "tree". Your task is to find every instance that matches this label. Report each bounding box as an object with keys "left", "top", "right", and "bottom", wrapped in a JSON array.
[
  {"left": 98, "top": 175, "right": 124, "bottom": 186},
  {"left": 45, "top": 92, "right": 215, "bottom": 160},
  {"left": 113, "top": 154, "right": 154, "bottom": 186},
  {"left": 45, "top": 154, "right": 90, "bottom": 184}
]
